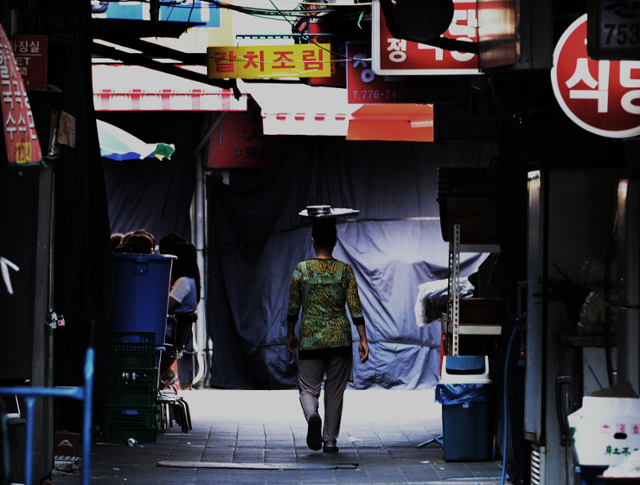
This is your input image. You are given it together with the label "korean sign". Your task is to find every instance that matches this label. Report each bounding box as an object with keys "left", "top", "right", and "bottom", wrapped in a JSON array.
[
  {"left": 8, "top": 35, "right": 47, "bottom": 90},
  {"left": 347, "top": 43, "right": 471, "bottom": 104},
  {"left": 372, "top": 0, "right": 479, "bottom": 75},
  {"left": 207, "top": 44, "right": 331, "bottom": 79},
  {"left": 587, "top": 0, "right": 640, "bottom": 60},
  {"left": 207, "top": 100, "right": 284, "bottom": 168},
  {"left": 0, "top": 24, "right": 42, "bottom": 166},
  {"left": 551, "top": 14, "right": 640, "bottom": 138}
]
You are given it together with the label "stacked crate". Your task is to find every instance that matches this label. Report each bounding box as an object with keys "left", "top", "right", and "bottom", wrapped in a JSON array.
[{"left": 105, "top": 332, "right": 159, "bottom": 444}]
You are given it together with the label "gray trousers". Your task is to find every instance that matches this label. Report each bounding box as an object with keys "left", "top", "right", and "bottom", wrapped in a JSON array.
[{"left": 297, "top": 353, "right": 352, "bottom": 445}]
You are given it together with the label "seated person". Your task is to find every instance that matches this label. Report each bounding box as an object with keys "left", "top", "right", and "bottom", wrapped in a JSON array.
[{"left": 159, "top": 242, "right": 200, "bottom": 388}]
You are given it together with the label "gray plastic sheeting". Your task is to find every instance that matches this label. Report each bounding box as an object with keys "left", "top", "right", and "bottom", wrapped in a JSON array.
[{"left": 207, "top": 137, "right": 498, "bottom": 390}]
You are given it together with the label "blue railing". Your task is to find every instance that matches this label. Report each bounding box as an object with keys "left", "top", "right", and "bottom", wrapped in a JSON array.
[{"left": 0, "top": 344, "right": 93, "bottom": 485}]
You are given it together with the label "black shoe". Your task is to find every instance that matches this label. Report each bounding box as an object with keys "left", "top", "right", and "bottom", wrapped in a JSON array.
[
  {"left": 306, "top": 413, "right": 322, "bottom": 451},
  {"left": 323, "top": 444, "right": 339, "bottom": 453}
]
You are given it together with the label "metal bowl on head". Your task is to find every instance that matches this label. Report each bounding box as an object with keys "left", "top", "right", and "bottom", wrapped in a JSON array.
[
  {"left": 299, "top": 206, "right": 360, "bottom": 218},
  {"left": 306, "top": 205, "right": 332, "bottom": 217}
]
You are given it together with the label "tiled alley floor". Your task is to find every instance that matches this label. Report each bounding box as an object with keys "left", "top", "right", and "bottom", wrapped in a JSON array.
[{"left": 52, "top": 389, "right": 503, "bottom": 485}]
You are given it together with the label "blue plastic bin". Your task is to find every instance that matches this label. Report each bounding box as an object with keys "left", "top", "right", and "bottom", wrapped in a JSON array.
[
  {"left": 109, "top": 253, "right": 175, "bottom": 348},
  {"left": 436, "top": 355, "right": 495, "bottom": 462}
]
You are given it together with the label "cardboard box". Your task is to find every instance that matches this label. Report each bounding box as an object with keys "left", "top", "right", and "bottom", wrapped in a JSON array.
[
  {"left": 446, "top": 198, "right": 499, "bottom": 244},
  {"left": 568, "top": 397, "right": 640, "bottom": 466},
  {"left": 460, "top": 299, "right": 504, "bottom": 324}
]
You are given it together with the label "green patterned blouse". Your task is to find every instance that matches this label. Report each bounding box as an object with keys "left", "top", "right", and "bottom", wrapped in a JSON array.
[{"left": 288, "top": 258, "right": 363, "bottom": 352}]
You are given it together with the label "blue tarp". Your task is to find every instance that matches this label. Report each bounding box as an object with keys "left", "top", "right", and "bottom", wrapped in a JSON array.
[{"left": 207, "top": 136, "right": 499, "bottom": 390}]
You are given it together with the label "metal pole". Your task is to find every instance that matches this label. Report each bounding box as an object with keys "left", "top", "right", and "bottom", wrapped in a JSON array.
[
  {"left": 82, "top": 347, "right": 94, "bottom": 485},
  {"left": 24, "top": 397, "right": 35, "bottom": 485}
]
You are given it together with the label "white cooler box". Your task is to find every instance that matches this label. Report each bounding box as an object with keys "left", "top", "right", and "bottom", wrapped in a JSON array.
[{"left": 568, "top": 396, "right": 640, "bottom": 467}]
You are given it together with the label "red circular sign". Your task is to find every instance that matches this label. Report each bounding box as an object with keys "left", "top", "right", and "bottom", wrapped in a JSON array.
[{"left": 551, "top": 14, "right": 640, "bottom": 138}]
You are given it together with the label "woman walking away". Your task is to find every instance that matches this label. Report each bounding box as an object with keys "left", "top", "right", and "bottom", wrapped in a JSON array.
[{"left": 287, "top": 217, "right": 369, "bottom": 453}]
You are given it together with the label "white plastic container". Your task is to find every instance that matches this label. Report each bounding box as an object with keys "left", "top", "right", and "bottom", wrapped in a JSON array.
[{"left": 439, "top": 355, "right": 491, "bottom": 385}]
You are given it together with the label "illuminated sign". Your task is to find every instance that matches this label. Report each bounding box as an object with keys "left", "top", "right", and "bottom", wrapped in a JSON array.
[
  {"left": 207, "top": 44, "right": 332, "bottom": 79},
  {"left": 347, "top": 43, "right": 471, "bottom": 104},
  {"left": 372, "top": 0, "right": 479, "bottom": 75}
]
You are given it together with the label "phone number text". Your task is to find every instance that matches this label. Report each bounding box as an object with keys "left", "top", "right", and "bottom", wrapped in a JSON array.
[{"left": 350, "top": 88, "right": 469, "bottom": 102}]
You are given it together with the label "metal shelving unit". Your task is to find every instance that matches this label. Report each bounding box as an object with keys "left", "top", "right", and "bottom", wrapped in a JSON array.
[{"left": 447, "top": 224, "right": 502, "bottom": 356}]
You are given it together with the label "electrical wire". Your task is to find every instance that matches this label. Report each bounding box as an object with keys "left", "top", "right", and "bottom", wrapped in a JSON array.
[
  {"left": 124, "top": 0, "right": 356, "bottom": 19},
  {"left": 268, "top": 0, "right": 297, "bottom": 29},
  {"left": 263, "top": 0, "right": 373, "bottom": 6},
  {"left": 203, "top": 0, "right": 368, "bottom": 18}
]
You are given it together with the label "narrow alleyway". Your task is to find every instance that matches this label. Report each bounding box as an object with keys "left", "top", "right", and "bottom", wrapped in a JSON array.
[{"left": 52, "top": 389, "right": 502, "bottom": 485}]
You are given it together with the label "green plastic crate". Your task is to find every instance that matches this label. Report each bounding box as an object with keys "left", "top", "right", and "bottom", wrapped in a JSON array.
[
  {"left": 105, "top": 406, "right": 158, "bottom": 431},
  {"left": 107, "top": 368, "right": 158, "bottom": 394},
  {"left": 104, "top": 426, "right": 157, "bottom": 445},
  {"left": 107, "top": 389, "right": 158, "bottom": 408},
  {"left": 108, "top": 332, "right": 156, "bottom": 369}
]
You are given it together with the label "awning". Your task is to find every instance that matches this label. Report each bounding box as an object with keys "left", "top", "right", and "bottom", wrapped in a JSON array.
[
  {"left": 239, "top": 81, "right": 433, "bottom": 142},
  {"left": 92, "top": 64, "right": 247, "bottom": 112},
  {"left": 97, "top": 119, "right": 175, "bottom": 160}
]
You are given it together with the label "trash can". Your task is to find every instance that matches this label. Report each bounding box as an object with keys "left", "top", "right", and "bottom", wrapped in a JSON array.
[
  {"left": 109, "top": 253, "right": 175, "bottom": 349},
  {"left": 435, "top": 355, "right": 494, "bottom": 462}
]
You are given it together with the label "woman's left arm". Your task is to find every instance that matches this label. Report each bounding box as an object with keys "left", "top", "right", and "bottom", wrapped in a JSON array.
[{"left": 355, "top": 321, "right": 369, "bottom": 363}]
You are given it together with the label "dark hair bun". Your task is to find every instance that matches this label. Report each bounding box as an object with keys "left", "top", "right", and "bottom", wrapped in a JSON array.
[{"left": 312, "top": 219, "right": 337, "bottom": 248}]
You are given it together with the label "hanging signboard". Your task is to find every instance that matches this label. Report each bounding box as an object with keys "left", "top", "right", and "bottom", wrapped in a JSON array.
[
  {"left": 207, "top": 44, "right": 332, "bottom": 79},
  {"left": 551, "top": 14, "right": 640, "bottom": 139},
  {"left": 372, "top": 0, "right": 479, "bottom": 75},
  {"left": 8, "top": 35, "right": 47, "bottom": 90},
  {"left": 346, "top": 43, "right": 471, "bottom": 104},
  {"left": 207, "top": 99, "right": 284, "bottom": 168},
  {"left": 0, "top": 24, "right": 42, "bottom": 166}
]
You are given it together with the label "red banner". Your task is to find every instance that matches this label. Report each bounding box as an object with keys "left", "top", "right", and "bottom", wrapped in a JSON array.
[{"left": 0, "top": 24, "right": 42, "bottom": 166}]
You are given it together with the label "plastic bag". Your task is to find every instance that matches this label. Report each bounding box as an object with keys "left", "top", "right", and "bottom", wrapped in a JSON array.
[
  {"left": 435, "top": 383, "right": 494, "bottom": 406},
  {"left": 415, "top": 278, "right": 474, "bottom": 326},
  {"left": 578, "top": 289, "right": 606, "bottom": 336}
]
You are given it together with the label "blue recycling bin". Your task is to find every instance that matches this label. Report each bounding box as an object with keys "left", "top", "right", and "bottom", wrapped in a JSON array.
[
  {"left": 435, "top": 355, "right": 495, "bottom": 462},
  {"left": 109, "top": 253, "right": 175, "bottom": 349}
]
